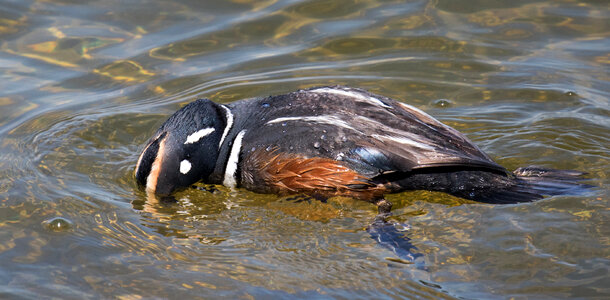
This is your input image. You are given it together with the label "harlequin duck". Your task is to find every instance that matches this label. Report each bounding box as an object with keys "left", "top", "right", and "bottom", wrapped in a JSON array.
[{"left": 135, "top": 86, "right": 587, "bottom": 213}]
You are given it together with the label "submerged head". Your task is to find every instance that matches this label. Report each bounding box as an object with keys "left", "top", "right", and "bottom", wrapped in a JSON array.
[{"left": 135, "top": 99, "right": 227, "bottom": 195}]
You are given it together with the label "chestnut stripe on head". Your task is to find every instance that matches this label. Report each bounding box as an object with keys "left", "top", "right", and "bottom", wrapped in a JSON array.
[
  {"left": 135, "top": 132, "right": 166, "bottom": 186},
  {"left": 145, "top": 135, "right": 168, "bottom": 192}
]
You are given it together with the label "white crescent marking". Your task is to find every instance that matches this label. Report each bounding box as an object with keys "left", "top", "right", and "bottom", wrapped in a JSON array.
[{"left": 218, "top": 105, "right": 234, "bottom": 149}]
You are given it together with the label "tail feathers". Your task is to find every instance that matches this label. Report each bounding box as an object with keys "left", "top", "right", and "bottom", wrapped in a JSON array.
[
  {"left": 513, "top": 166, "right": 587, "bottom": 181},
  {"left": 512, "top": 166, "right": 592, "bottom": 197},
  {"left": 456, "top": 188, "right": 543, "bottom": 205},
  {"left": 456, "top": 166, "right": 591, "bottom": 204}
]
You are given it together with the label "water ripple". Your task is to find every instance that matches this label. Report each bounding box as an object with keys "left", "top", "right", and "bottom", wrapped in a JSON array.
[{"left": 0, "top": 0, "right": 608, "bottom": 298}]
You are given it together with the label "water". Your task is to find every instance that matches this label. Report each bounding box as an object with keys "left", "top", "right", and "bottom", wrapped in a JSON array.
[{"left": 0, "top": 0, "right": 608, "bottom": 298}]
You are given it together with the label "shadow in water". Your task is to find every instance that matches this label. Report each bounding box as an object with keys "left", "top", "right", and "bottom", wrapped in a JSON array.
[
  {"left": 367, "top": 216, "right": 426, "bottom": 269},
  {"left": 135, "top": 186, "right": 428, "bottom": 269}
]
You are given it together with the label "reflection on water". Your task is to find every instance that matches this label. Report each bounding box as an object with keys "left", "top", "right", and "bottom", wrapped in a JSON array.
[{"left": 0, "top": 0, "right": 608, "bottom": 298}]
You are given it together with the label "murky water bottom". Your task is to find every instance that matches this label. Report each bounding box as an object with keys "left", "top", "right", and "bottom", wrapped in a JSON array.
[{"left": 1, "top": 0, "right": 608, "bottom": 298}]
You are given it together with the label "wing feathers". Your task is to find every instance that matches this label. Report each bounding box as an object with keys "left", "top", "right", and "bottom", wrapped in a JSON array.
[{"left": 299, "top": 86, "right": 504, "bottom": 174}]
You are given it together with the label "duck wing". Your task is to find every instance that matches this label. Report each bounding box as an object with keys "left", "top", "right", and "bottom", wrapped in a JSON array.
[
  {"left": 313, "top": 86, "right": 507, "bottom": 177},
  {"left": 238, "top": 86, "right": 507, "bottom": 180}
]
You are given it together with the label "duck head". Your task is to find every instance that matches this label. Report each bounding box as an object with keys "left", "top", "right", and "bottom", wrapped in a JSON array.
[{"left": 135, "top": 99, "right": 227, "bottom": 195}]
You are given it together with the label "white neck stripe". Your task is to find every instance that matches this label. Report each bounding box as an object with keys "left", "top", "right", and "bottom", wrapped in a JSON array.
[
  {"left": 218, "top": 105, "right": 233, "bottom": 149},
  {"left": 223, "top": 130, "right": 246, "bottom": 188}
]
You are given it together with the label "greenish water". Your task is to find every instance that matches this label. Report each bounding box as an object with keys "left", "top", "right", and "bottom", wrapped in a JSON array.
[{"left": 0, "top": 0, "right": 608, "bottom": 298}]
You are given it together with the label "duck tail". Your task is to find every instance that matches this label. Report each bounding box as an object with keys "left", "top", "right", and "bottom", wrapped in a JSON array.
[
  {"left": 511, "top": 165, "right": 591, "bottom": 196},
  {"left": 454, "top": 166, "right": 592, "bottom": 204}
]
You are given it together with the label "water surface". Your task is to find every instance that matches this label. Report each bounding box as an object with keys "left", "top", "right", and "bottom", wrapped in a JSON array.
[{"left": 0, "top": 0, "right": 608, "bottom": 298}]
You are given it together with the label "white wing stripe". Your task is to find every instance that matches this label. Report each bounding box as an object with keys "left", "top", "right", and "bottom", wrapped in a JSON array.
[
  {"left": 266, "top": 115, "right": 356, "bottom": 131},
  {"left": 309, "top": 87, "right": 391, "bottom": 108},
  {"left": 371, "top": 134, "right": 435, "bottom": 150}
]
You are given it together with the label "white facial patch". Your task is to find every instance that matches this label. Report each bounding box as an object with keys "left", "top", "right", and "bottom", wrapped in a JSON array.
[
  {"left": 309, "top": 87, "right": 391, "bottom": 108},
  {"left": 180, "top": 159, "right": 192, "bottom": 174},
  {"left": 184, "top": 127, "right": 215, "bottom": 144},
  {"left": 223, "top": 130, "right": 246, "bottom": 188}
]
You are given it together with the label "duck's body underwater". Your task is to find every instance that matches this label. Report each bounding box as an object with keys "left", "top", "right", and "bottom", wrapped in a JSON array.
[{"left": 135, "top": 86, "right": 586, "bottom": 211}]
